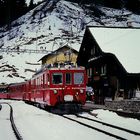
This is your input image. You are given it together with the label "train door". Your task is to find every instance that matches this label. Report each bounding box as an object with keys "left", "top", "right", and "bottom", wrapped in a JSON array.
[
  {"left": 63, "top": 72, "right": 73, "bottom": 102},
  {"left": 42, "top": 73, "right": 45, "bottom": 102},
  {"left": 43, "top": 72, "right": 50, "bottom": 104}
]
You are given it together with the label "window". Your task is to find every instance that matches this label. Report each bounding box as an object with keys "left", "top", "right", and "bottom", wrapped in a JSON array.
[
  {"left": 87, "top": 68, "right": 92, "bottom": 77},
  {"left": 52, "top": 73, "right": 63, "bottom": 84},
  {"left": 37, "top": 78, "right": 39, "bottom": 88},
  {"left": 91, "top": 47, "right": 95, "bottom": 55},
  {"left": 74, "top": 73, "right": 84, "bottom": 84},
  {"left": 66, "top": 73, "right": 71, "bottom": 84},
  {"left": 101, "top": 64, "right": 107, "bottom": 75}
]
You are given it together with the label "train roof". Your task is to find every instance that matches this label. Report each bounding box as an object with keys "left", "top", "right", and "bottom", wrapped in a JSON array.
[{"left": 32, "top": 65, "right": 85, "bottom": 78}]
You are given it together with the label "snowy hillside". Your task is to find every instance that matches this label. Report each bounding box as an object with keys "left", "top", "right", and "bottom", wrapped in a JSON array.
[
  {"left": 0, "top": 0, "right": 140, "bottom": 84},
  {"left": 26, "top": 0, "right": 43, "bottom": 6}
]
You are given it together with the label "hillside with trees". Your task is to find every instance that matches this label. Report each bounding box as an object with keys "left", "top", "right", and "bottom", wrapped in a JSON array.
[
  {"left": 1, "top": 0, "right": 140, "bottom": 27},
  {"left": 0, "top": 0, "right": 37, "bottom": 27},
  {"left": 66, "top": 0, "right": 140, "bottom": 14}
]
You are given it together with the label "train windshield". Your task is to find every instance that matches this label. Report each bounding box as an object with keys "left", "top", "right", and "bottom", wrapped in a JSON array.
[
  {"left": 74, "top": 72, "right": 84, "bottom": 84},
  {"left": 52, "top": 73, "right": 63, "bottom": 84}
]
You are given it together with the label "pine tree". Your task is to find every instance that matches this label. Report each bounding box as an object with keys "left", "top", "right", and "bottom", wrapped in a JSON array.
[
  {"left": 29, "top": 0, "right": 34, "bottom": 9},
  {"left": 0, "top": 0, "right": 28, "bottom": 27}
]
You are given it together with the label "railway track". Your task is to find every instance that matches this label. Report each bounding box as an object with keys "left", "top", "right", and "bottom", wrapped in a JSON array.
[
  {"left": 63, "top": 114, "right": 140, "bottom": 140},
  {"left": 0, "top": 103, "right": 23, "bottom": 140},
  {"left": 76, "top": 113, "right": 140, "bottom": 136},
  {"left": 27, "top": 102, "right": 140, "bottom": 140}
]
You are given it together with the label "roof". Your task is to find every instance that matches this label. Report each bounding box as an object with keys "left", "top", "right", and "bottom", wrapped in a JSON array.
[
  {"left": 88, "top": 26, "right": 140, "bottom": 73},
  {"left": 38, "top": 45, "right": 78, "bottom": 61}
]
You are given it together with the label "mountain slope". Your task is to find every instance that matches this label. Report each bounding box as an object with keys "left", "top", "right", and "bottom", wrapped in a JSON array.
[{"left": 0, "top": 0, "right": 140, "bottom": 84}]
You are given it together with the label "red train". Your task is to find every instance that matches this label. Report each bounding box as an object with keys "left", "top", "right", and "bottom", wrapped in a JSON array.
[
  {"left": 0, "top": 93, "right": 8, "bottom": 99},
  {"left": 3, "top": 66, "right": 87, "bottom": 108}
]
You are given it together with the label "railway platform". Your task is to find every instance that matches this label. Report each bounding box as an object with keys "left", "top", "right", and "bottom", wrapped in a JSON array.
[{"left": 83, "top": 101, "right": 140, "bottom": 120}]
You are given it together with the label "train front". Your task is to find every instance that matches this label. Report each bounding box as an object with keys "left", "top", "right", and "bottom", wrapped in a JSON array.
[{"left": 49, "top": 67, "right": 87, "bottom": 106}]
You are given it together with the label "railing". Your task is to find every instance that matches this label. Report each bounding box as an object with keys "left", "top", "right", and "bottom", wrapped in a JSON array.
[{"left": 0, "top": 48, "right": 52, "bottom": 54}]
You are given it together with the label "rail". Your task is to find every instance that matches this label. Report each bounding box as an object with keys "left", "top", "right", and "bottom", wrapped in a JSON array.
[
  {"left": 76, "top": 114, "right": 140, "bottom": 136},
  {"left": 0, "top": 103, "right": 23, "bottom": 140},
  {"left": 63, "top": 115, "right": 127, "bottom": 140}
]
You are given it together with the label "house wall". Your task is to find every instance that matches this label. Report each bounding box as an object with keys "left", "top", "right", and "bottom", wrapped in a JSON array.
[
  {"left": 41, "top": 47, "right": 78, "bottom": 66},
  {"left": 43, "top": 53, "right": 78, "bottom": 65}
]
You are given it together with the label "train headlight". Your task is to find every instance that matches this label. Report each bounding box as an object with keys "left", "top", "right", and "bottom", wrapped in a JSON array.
[
  {"left": 80, "top": 89, "right": 84, "bottom": 93},
  {"left": 53, "top": 89, "right": 57, "bottom": 94}
]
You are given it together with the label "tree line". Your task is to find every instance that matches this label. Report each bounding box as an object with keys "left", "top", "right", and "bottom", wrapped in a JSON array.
[
  {"left": 66, "top": 0, "right": 140, "bottom": 14},
  {"left": 0, "top": 0, "right": 36, "bottom": 27}
]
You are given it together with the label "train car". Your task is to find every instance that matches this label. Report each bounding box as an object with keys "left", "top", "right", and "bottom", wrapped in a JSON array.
[
  {"left": 0, "top": 93, "right": 8, "bottom": 99},
  {"left": 8, "top": 82, "right": 25, "bottom": 100},
  {"left": 26, "top": 66, "right": 87, "bottom": 106},
  {"left": 8, "top": 65, "right": 87, "bottom": 111}
]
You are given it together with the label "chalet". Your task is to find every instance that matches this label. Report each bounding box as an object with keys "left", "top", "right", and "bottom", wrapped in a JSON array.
[
  {"left": 77, "top": 26, "right": 140, "bottom": 104},
  {"left": 39, "top": 45, "right": 78, "bottom": 67}
]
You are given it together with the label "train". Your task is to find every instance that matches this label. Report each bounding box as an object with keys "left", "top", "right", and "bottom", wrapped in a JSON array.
[{"left": 0, "top": 65, "right": 87, "bottom": 111}]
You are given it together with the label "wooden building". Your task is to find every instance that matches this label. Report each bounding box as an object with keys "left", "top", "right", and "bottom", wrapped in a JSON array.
[
  {"left": 39, "top": 45, "right": 78, "bottom": 67},
  {"left": 77, "top": 26, "right": 140, "bottom": 104}
]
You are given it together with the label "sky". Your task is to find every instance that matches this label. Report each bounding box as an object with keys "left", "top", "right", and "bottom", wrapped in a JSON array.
[{"left": 0, "top": 100, "right": 140, "bottom": 140}]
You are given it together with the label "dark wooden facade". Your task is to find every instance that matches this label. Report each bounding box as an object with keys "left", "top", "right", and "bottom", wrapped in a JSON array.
[{"left": 77, "top": 26, "right": 140, "bottom": 104}]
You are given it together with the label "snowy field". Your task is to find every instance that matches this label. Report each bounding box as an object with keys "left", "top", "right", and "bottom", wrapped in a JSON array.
[{"left": 0, "top": 100, "right": 140, "bottom": 140}]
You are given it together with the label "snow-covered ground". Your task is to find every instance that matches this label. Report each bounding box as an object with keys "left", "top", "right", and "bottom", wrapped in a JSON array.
[
  {"left": 0, "top": 100, "right": 140, "bottom": 140},
  {"left": 1, "top": 0, "right": 140, "bottom": 84}
]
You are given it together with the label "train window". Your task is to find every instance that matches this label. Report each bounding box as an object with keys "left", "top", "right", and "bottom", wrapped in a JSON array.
[
  {"left": 66, "top": 73, "right": 71, "bottom": 84},
  {"left": 52, "top": 73, "right": 63, "bottom": 85},
  {"left": 74, "top": 73, "right": 84, "bottom": 84},
  {"left": 47, "top": 74, "right": 50, "bottom": 86}
]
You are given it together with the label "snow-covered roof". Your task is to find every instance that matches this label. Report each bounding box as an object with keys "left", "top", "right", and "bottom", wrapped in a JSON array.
[{"left": 89, "top": 27, "right": 140, "bottom": 73}]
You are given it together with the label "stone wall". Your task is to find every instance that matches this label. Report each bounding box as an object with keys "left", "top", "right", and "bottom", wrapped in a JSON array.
[{"left": 105, "top": 100, "right": 140, "bottom": 113}]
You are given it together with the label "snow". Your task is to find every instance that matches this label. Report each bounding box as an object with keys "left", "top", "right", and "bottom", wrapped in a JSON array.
[
  {"left": 89, "top": 27, "right": 140, "bottom": 73},
  {"left": 0, "top": 0, "right": 89, "bottom": 84},
  {"left": 92, "top": 109, "right": 140, "bottom": 132},
  {"left": 0, "top": 53, "right": 44, "bottom": 83},
  {"left": 0, "top": 100, "right": 140, "bottom": 140},
  {"left": 0, "top": 104, "right": 17, "bottom": 140},
  {"left": 1, "top": 0, "right": 140, "bottom": 83},
  {"left": 26, "top": 0, "right": 43, "bottom": 6}
]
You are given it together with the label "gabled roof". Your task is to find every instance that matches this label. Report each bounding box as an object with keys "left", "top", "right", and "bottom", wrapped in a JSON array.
[
  {"left": 88, "top": 26, "right": 140, "bottom": 73},
  {"left": 38, "top": 45, "right": 78, "bottom": 61}
]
